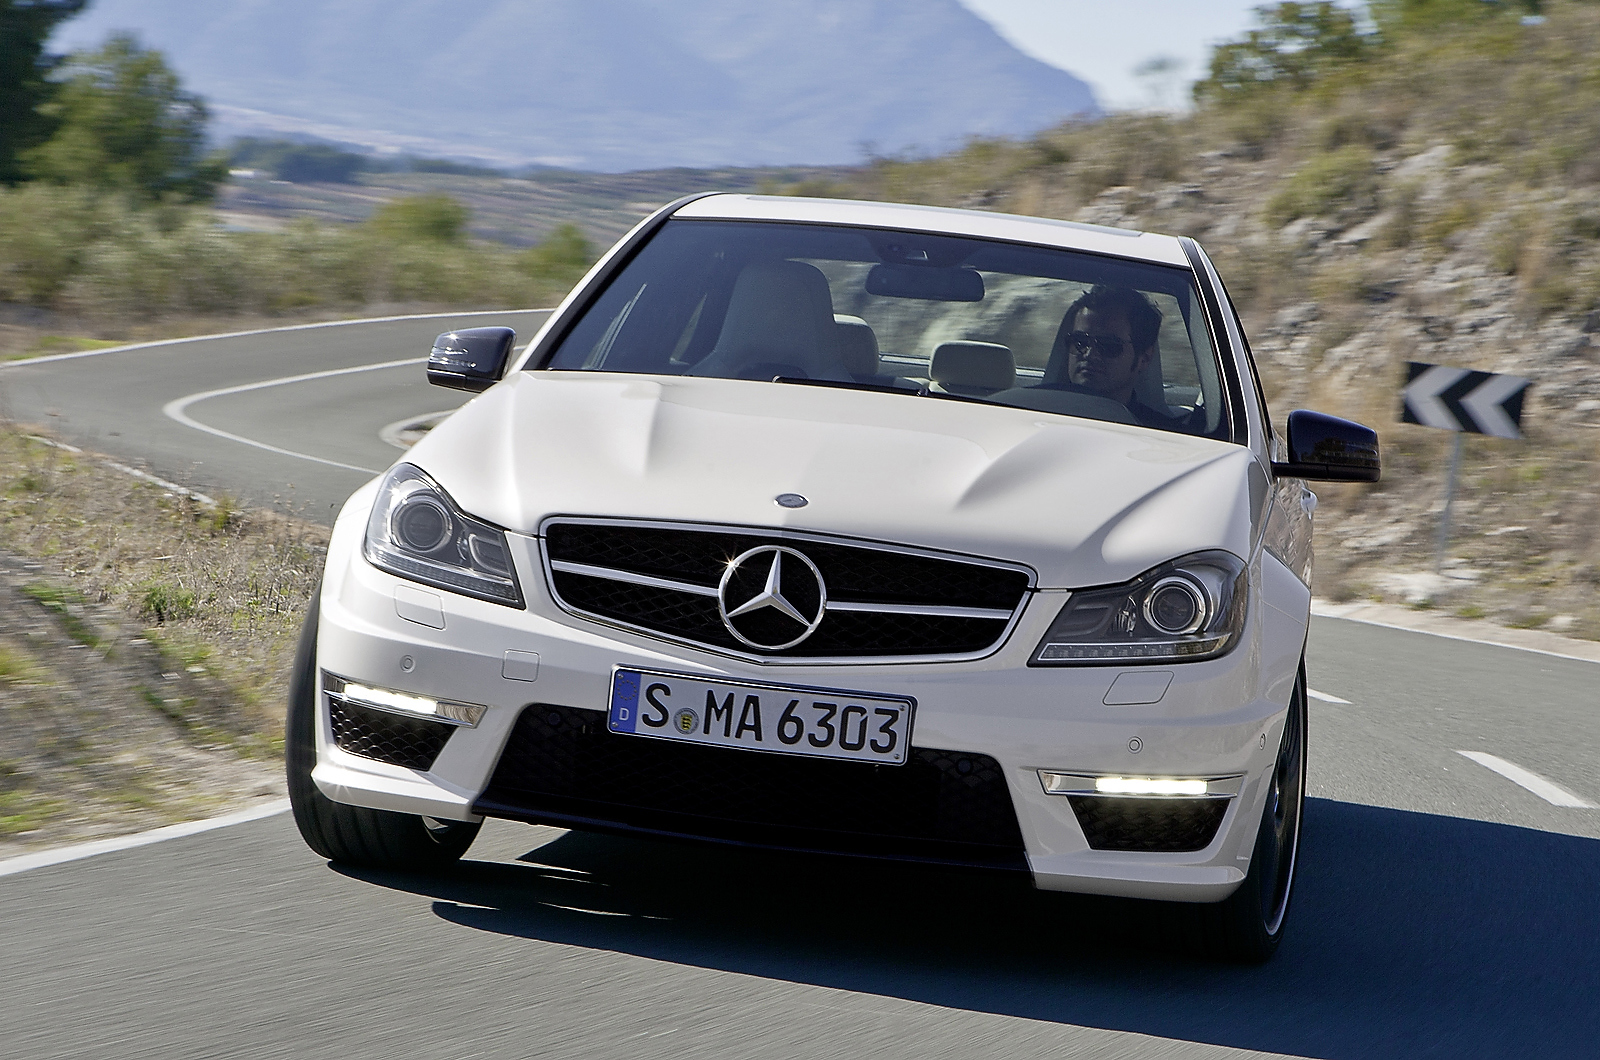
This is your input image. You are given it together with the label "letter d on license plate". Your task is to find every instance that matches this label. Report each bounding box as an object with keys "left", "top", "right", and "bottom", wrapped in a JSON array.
[{"left": 608, "top": 668, "right": 915, "bottom": 765}]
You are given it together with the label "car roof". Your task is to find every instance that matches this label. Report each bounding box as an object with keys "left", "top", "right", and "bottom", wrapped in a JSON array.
[{"left": 673, "top": 194, "right": 1193, "bottom": 268}]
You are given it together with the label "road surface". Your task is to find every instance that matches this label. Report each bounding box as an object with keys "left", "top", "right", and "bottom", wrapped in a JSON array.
[{"left": 2, "top": 316, "right": 1595, "bottom": 1059}]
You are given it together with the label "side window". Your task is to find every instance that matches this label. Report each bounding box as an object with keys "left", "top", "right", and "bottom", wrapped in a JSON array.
[{"left": 1219, "top": 284, "right": 1273, "bottom": 446}]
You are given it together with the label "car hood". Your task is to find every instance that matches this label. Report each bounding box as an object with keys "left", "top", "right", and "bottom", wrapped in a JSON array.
[{"left": 407, "top": 373, "right": 1261, "bottom": 588}]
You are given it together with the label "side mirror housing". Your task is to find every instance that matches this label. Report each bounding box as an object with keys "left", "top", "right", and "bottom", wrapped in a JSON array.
[
  {"left": 428, "top": 326, "right": 516, "bottom": 392},
  {"left": 1272, "top": 409, "right": 1381, "bottom": 482}
]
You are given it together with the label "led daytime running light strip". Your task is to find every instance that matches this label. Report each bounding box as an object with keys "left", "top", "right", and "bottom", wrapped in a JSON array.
[
  {"left": 325, "top": 674, "right": 486, "bottom": 727},
  {"left": 1096, "top": 777, "right": 1207, "bottom": 796},
  {"left": 1038, "top": 771, "right": 1241, "bottom": 799}
]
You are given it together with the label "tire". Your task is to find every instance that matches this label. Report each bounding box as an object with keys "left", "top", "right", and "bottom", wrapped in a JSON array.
[
  {"left": 1186, "top": 660, "right": 1307, "bottom": 963},
  {"left": 286, "top": 596, "right": 481, "bottom": 870}
]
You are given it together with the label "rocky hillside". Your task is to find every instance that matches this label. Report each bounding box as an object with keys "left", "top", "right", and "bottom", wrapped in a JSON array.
[
  {"left": 51, "top": 0, "right": 1097, "bottom": 170},
  {"left": 802, "top": 1, "right": 1600, "bottom": 638}
]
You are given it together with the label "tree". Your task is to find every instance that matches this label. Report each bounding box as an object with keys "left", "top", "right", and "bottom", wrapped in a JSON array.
[
  {"left": 229, "top": 137, "right": 369, "bottom": 184},
  {"left": 1194, "top": 2, "right": 1373, "bottom": 103},
  {"left": 25, "top": 33, "right": 226, "bottom": 201},
  {"left": 0, "top": 0, "right": 88, "bottom": 185}
]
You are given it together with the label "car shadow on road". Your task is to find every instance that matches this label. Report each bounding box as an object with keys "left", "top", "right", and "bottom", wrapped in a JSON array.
[{"left": 339, "top": 797, "right": 1599, "bottom": 1059}]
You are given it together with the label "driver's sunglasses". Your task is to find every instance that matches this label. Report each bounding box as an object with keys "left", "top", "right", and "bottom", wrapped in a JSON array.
[{"left": 1068, "top": 331, "right": 1131, "bottom": 358}]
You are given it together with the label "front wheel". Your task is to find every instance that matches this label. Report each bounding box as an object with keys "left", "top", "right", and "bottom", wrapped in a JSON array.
[
  {"left": 1187, "top": 661, "right": 1306, "bottom": 963},
  {"left": 285, "top": 597, "right": 481, "bottom": 870}
]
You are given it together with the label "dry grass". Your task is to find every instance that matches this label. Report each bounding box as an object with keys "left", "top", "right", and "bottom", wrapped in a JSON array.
[
  {"left": 0, "top": 428, "right": 325, "bottom": 728},
  {"left": 0, "top": 423, "right": 318, "bottom": 851}
]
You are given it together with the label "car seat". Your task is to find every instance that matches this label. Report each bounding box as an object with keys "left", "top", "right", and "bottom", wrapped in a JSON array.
[
  {"left": 929, "top": 341, "right": 1015, "bottom": 397},
  {"left": 688, "top": 260, "right": 849, "bottom": 381}
]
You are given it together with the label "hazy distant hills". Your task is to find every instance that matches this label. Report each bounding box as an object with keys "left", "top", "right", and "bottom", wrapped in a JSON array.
[{"left": 50, "top": 0, "right": 1098, "bottom": 172}]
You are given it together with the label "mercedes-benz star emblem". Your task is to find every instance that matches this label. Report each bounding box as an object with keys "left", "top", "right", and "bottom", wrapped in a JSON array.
[{"left": 717, "top": 546, "right": 827, "bottom": 650}]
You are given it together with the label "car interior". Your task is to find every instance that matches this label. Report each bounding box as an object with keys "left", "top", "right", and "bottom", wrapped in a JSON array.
[{"left": 542, "top": 219, "right": 1229, "bottom": 439}]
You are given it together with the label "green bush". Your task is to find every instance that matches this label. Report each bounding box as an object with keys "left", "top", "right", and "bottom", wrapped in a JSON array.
[
  {"left": 139, "top": 581, "right": 197, "bottom": 624},
  {"left": 517, "top": 223, "right": 596, "bottom": 288},
  {"left": 1265, "top": 145, "right": 1379, "bottom": 226},
  {"left": 0, "top": 183, "right": 111, "bottom": 303},
  {"left": 365, "top": 193, "right": 469, "bottom": 243}
]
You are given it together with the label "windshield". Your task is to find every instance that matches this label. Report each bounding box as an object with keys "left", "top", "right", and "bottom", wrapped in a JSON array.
[{"left": 540, "top": 219, "right": 1231, "bottom": 439}]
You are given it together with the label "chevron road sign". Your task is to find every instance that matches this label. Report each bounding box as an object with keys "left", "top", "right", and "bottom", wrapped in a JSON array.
[
  {"left": 1401, "top": 362, "right": 1531, "bottom": 439},
  {"left": 1399, "top": 361, "right": 1533, "bottom": 574}
]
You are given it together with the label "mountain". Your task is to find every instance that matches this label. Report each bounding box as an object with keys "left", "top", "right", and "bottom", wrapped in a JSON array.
[{"left": 49, "top": 0, "right": 1098, "bottom": 171}]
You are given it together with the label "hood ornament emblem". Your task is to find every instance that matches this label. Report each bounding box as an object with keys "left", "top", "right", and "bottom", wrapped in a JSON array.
[
  {"left": 717, "top": 546, "right": 827, "bottom": 650},
  {"left": 775, "top": 493, "right": 808, "bottom": 509}
]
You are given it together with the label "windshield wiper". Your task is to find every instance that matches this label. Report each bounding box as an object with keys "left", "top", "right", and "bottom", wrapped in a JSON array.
[
  {"left": 770, "top": 376, "right": 993, "bottom": 405},
  {"left": 771, "top": 376, "right": 919, "bottom": 395}
]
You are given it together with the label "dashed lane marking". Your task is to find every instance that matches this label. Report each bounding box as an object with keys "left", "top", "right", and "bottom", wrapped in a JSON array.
[
  {"left": 1456, "top": 751, "right": 1596, "bottom": 808},
  {"left": 1307, "top": 688, "right": 1352, "bottom": 704},
  {"left": 0, "top": 799, "right": 291, "bottom": 879}
]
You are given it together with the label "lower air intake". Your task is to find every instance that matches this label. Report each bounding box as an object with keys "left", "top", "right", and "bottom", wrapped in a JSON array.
[
  {"left": 327, "top": 695, "right": 452, "bottom": 771},
  {"left": 1068, "top": 795, "right": 1229, "bottom": 852},
  {"left": 475, "top": 704, "right": 1028, "bottom": 870}
]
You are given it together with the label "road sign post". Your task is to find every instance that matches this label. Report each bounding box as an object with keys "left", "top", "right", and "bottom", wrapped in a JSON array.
[{"left": 1400, "top": 362, "right": 1531, "bottom": 574}]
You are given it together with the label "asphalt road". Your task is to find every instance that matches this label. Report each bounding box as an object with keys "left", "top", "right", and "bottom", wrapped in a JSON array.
[
  {"left": 0, "top": 309, "right": 550, "bottom": 521},
  {"left": 2, "top": 316, "right": 1596, "bottom": 1059}
]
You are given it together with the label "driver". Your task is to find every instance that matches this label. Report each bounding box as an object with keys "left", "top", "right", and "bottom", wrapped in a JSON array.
[{"left": 1052, "top": 284, "right": 1182, "bottom": 430}]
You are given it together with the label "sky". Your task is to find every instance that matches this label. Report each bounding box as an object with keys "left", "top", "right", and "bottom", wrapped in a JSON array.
[{"left": 958, "top": 0, "right": 1279, "bottom": 111}]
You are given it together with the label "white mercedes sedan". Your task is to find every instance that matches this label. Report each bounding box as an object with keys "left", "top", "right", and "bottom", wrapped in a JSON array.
[{"left": 287, "top": 194, "right": 1379, "bottom": 962}]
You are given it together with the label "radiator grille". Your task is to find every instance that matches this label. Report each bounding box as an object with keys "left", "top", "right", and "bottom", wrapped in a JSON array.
[{"left": 543, "top": 520, "right": 1031, "bottom": 661}]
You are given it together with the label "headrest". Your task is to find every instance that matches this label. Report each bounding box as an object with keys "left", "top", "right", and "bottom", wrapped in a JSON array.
[
  {"left": 930, "top": 341, "right": 1015, "bottom": 394},
  {"left": 689, "top": 259, "right": 845, "bottom": 380},
  {"left": 833, "top": 315, "right": 879, "bottom": 376}
]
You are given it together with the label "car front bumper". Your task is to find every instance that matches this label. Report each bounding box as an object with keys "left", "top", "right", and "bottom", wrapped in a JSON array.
[{"left": 313, "top": 482, "right": 1308, "bottom": 903}]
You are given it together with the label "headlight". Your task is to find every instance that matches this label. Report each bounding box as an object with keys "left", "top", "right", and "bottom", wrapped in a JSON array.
[
  {"left": 363, "top": 464, "right": 524, "bottom": 608},
  {"left": 1030, "top": 551, "right": 1246, "bottom": 665}
]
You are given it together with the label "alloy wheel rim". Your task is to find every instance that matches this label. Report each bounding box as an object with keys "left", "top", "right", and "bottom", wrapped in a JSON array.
[{"left": 1259, "top": 684, "right": 1305, "bottom": 936}]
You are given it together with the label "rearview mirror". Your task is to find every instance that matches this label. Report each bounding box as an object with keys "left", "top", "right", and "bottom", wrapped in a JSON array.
[
  {"left": 427, "top": 326, "right": 516, "bottom": 392},
  {"left": 1272, "top": 409, "right": 1381, "bottom": 482},
  {"left": 865, "top": 263, "right": 984, "bottom": 302}
]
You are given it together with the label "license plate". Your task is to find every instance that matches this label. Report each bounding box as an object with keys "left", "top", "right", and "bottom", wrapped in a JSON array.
[{"left": 608, "top": 668, "right": 915, "bottom": 765}]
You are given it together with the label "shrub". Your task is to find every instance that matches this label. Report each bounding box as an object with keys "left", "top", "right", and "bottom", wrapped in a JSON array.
[
  {"left": 517, "top": 223, "right": 596, "bottom": 288},
  {"left": 139, "top": 581, "right": 197, "bottom": 624},
  {"left": 365, "top": 193, "right": 469, "bottom": 244},
  {"left": 1265, "top": 145, "right": 1379, "bottom": 226}
]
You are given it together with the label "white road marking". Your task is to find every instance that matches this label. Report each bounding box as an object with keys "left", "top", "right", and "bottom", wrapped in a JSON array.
[
  {"left": 26, "top": 434, "right": 220, "bottom": 506},
  {"left": 1307, "top": 688, "right": 1351, "bottom": 704},
  {"left": 163, "top": 357, "right": 425, "bottom": 473},
  {"left": 378, "top": 410, "right": 458, "bottom": 450},
  {"left": 1456, "top": 751, "right": 1596, "bottom": 808},
  {"left": 0, "top": 308, "right": 549, "bottom": 369},
  {"left": 165, "top": 336, "right": 538, "bottom": 471},
  {"left": 1312, "top": 599, "right": 1600, "bottom": 666},
  {"left": 102, "top": 460, "right": 219, "bottom": 507},
  {"left": 0, "top": 799, "right": 291, "bottom": 879}
]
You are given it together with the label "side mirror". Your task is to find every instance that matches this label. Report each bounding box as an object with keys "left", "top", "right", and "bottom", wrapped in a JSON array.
[
  {"left": 1272, "top": 409, "right": 1381, "bottom": 482},
  {"left": 427, "top": 326, "right": 516, "bottom": 392}
]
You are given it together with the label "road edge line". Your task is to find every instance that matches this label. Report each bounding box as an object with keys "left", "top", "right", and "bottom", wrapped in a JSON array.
[
  {"left": 0, "top": 308, "right": 553, "bottom": 369},
  {"left": 0, "top": 798, "right": 291, "bottom": 879},
  {"left": 1311, "top": 599, "right": 1600, "bottom": 666}
]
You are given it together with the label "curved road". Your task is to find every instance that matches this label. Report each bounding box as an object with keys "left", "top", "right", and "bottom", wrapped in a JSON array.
[
  {"left": 0, "top": 309, "right": 551, "bottom": 520},
  {"left": 1, "top": 316, "right": 1597, "bottom": 1059}
]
